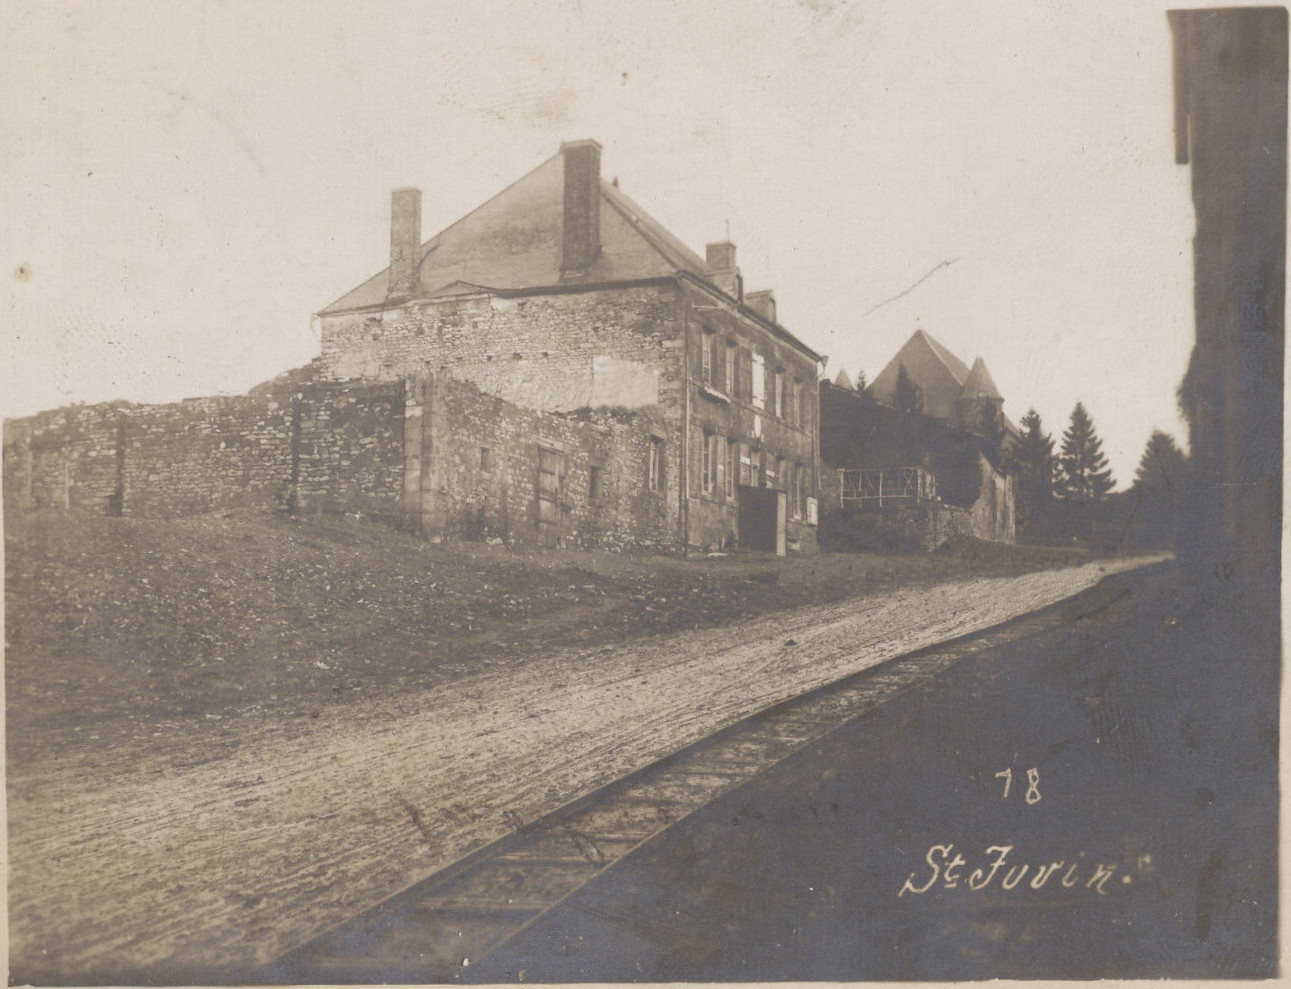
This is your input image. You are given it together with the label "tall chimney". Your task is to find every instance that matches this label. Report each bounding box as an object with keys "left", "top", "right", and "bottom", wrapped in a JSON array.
[
  {"left": 561, "top": 139, "right": 602, "bottom": 275},
  {"left": 706, "top": 241, "right": 743, "bottom": 301},
  {"left": 389, "top": 187, "right": 422, "bottom": 298},
  {"left": 745, "top": 289, "right": 776, "bottom": 324}
]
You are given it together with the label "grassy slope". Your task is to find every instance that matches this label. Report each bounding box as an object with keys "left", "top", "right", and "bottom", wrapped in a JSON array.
[{"left": 5, "top": 508, "right": 1093, "bottom": 760}]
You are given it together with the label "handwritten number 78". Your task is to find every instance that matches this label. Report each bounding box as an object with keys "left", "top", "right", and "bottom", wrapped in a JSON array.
[{"left": 994, "top": 767, "right": 1041, "bottom": 804}]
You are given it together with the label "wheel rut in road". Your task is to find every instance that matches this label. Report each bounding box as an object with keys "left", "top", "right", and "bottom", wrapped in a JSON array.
[{"left": 258, "top": 575, "right": 1134, "bottom": 984}]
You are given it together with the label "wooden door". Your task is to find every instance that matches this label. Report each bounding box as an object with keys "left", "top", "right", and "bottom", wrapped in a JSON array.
[{"left": 536, "top": 446, "right": 562, "bottom": 547}]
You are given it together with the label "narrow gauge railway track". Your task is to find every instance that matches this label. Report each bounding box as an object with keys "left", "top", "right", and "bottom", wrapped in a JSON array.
[{"left": 256, "top": 575, "right": 1133, "bottom": 985}]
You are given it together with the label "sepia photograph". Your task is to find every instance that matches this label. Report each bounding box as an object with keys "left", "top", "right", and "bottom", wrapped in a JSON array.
[{"left": 1, "top": 0, "right": 1284, "bottom": 983}]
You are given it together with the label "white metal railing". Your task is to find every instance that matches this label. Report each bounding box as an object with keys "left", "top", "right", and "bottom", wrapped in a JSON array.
[{"left": 839, "top": 467, "right": 936, "bottom": 508}]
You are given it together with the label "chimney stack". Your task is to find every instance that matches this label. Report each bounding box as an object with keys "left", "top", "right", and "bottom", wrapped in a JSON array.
[
  {"left": 560, "top": 140, "right": 602, "bottom": 275},
  {"left": 745, "top": 289, "right": 776, "bottom": 324},
  {"left": 706, "top": 241, "right": 743, "bottom": 301},
  {"left": 389, "top": 187, "right": 422, "bottom": 298}
]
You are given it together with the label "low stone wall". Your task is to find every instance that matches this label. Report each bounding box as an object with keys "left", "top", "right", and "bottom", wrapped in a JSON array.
[
  {"left": 4, "top": 404, "right": 127, "bottom": 515},
  {"left": 3, "top": 379, "right": 405, "bottom": 523},
  {"left": 3, "top": 372, "right": 683, "bottom": 553},
  {"left": 820, "top": 503, "right": 977, "bottom": 553},
  {"left": 119, "top": 395, "right": 296, "bottom": 518}
]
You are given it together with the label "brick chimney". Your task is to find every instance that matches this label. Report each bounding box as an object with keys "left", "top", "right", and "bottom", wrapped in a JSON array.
[
  {"left": 745, "top": 289, "right": 776, "bottom": 324},
  {"left": 389, "top": 187, "right": 422, "bottom": 298},
  {"left": 560, "top": 140, "right": 602, "bottom": 275},
  {"left": 706, "top": 241, "right": 743, "bottom": 301}
]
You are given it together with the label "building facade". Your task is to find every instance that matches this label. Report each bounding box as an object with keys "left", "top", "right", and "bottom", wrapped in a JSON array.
[
  {"left": 316, "top": 140, "right": 823, "bottom": 553},
  {"left": 1169, "top": 9, "right": 1285, "bottom": 590}
]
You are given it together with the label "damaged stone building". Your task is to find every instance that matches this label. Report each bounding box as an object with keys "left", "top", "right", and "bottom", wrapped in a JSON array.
[
  {"left": 5, "top": 140, "right": 824, "bottom": 555},
  {"left": 315, "top": 139, "right": 823, "bottom": 554}
]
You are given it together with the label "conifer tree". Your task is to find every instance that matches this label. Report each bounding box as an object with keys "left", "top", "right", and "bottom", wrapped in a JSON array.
[
  {"left": 1133, "top": 430, "right": 1189, "bottom": 507},
  {"left": 1015, "top": 409, "right": 1056, "bottom": 532},
  {"left": 854, "top": 368, "right": 867, "bottom": 392},
  {"left": 893, "top": 362, "right": 920, "bottom": 414},
  {"left": 1059, "top": 402, "right": 1115, "bottom": 502},
  {"left": 1123, "top": 429, "right": 1190, "bottom": 548}
]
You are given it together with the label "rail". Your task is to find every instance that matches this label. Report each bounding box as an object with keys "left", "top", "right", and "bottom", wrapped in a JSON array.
[{"left": 838, "top": 467, "right": 936, "bottom": 508}]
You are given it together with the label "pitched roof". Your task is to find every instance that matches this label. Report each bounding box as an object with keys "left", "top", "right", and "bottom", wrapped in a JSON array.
[
  {"left": 867, "top": 329, "right": 972, "bottom": 419},
  {"left": 960, "top": 357, "right": 1003, "bottom": 400},
  {"left": 833, "top": 368, "right": 854, "bottom": 390},
  {"left": 320, "top": 153, "right": 712, "bottom": 316}
]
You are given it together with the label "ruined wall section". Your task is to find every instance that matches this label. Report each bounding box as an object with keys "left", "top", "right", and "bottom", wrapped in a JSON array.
[
  {"left": 119, "top": 395, "right": 295, "bottom": 517},
  {"left": 4, "top": 380, "right": 407, "bottom": 522},
  {"left": 292, "top": 381, "right": 407, "bottom": 522},
  {"left": 317, "top": 284, "right": 684, "bottom": 418},
  {"left": 967, "top": 458, "right": 1015, "bottom": 544},
  {"left": 3, "top": 405, "right": 126, "bottom": 515},
  {"left": 412, "top": 374, "right": 679, "bottom": 552},
  {"left": 4, "top": 373, "right": 682, "bottom": 552}
]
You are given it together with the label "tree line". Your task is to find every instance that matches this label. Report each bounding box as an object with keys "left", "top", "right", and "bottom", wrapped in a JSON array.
[
  {"left": 839, "top": 364, "right": 1190, "bottom": 549},
  {"left": 1013, "top": 403, "right": 1190, "bottom": 549}
]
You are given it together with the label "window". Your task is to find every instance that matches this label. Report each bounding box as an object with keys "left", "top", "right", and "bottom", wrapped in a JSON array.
[
  {"left": 739, "top": 443, "right": 753, "bottom": 487},
  {"left": 767, "top": 456, "right": 780, "bottom": 490},
  {"left": 724, "top": 343, "right": 737, "bottom": 397},
  {"left": 798, "top": 381, "right": 809, "bottom": 430},
  {"left": 725, "top": 438, "right": 737, "bottom": 498},
  {"left": 701, "top": 329, "right": 714, "bottom": 386},
  {"left": 713, "top": 433, "right": 725, "bottom": 495},
  {"left": 774, "top": 370, "right": 785, "bottom": 418},
  {"left": 701, "top": 430, "right": 714, "bottom": 494},
  {"left": 795, "top": 465, "right": 805, "bottom": 519},
  {"left": 648, "top": 437, "right": 664, "bottom": 491},
  {"left": 480, "top": 447, "right": 492, "bottom": 471},
  {"left": 790, "top": 379, "right": 801, "bottom": 427},
  {"left": 751, "top": 353, "right": 765, "bottom": 409},
  {"left": 589, "top": 464, "right": 602, "bottom": 502}
]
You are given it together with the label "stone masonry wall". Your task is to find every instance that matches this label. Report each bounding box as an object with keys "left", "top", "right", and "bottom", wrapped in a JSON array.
[
  {"left": 3, "top": 405, "right": 126, "bottom": 515},
  {"left": 414, "top": 374, "right": 680, "bottom": 552},
  {"left": 318, "top": 284, "right": 685, "bottom": 417},
  {"left": 819, "top": 501, "right": 976, "bottom": 553},
  {"left": 119, "top": 395, "right": 295, "bottom": 517},
  {"left": 4, "top": 373, "right": 682, "bottom": 552},
  {"left": 317, "top": 280, "right": 821, "bottom": 555},
  {"left": 4, "top": 380, "right": 405, "bottom": 522},
  {"left": 292, "top": 381, "right": 407, "bottom": 522}
]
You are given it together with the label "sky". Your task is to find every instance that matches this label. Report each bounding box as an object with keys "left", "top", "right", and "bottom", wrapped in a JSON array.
[{"left": 0, "top": 0, "right": 1249, "bottom": 487}]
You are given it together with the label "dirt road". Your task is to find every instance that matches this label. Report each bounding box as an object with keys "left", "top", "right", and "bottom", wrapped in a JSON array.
[{"left": 7, "top": 554, "right": 1165, "bottom": 982}]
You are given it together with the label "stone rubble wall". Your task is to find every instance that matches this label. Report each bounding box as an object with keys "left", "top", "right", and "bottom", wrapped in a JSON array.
[{"left": 3, "top": 372, "right": 681, "bottom": 552}]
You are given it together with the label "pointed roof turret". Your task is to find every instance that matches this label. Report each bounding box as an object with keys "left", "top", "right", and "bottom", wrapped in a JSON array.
[
  {"left": 959, "top": 357, "right": 1003, "bottom": 400},
  {"left": 833, "top": 368, "right": 854, "bottom": 390}
]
